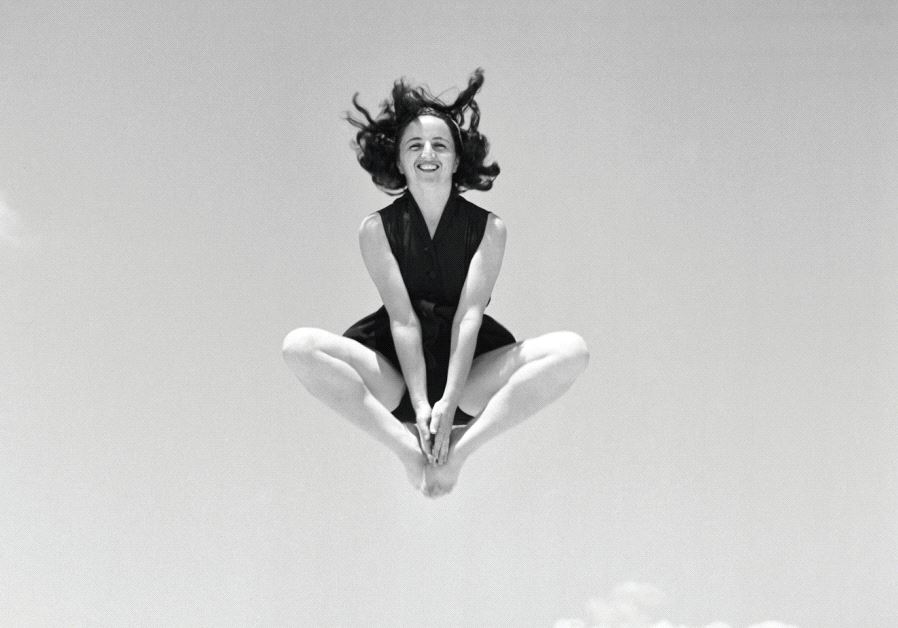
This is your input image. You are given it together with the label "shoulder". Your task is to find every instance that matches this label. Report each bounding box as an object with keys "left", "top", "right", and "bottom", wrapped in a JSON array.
[
  {"left": 358, "top": 211, "right": 384, "bottom": 239},
  {"left": 485, "top": 212, "right": 506, "bottom": 238},
  {"left": 456, "top": 193, "right": 487, "bottom": 216},
  {"left": 357, "top": 212, "right": 394, "bottom": 268},
  {"left": 358, "top": 211, "right": 394, "bottom": 261},
  {"left": 457, "top": 195, "right": 505, "bottom": 231},
  {"left": 455, "top": 194, "right": 506, "bottom": 251},
  {"left": 482, "top": 212, "right": 507, "bottom": 249},
  {"left": 358, "top": 195, "right": 405, "bottom": 238}
]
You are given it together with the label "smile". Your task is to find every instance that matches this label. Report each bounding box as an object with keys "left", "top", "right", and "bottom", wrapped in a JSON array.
[{"left": 416, "top": 162, "right": 440, "bottom": 172}]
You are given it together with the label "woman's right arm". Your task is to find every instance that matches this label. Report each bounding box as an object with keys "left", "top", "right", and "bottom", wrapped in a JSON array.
[{"left": 358, "top": 214, "right": 432, "bottom": 441}]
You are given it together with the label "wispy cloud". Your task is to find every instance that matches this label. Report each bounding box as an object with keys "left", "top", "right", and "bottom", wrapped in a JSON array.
[{"left": 554, "top": 582, "right": 798, "bottom": 628}]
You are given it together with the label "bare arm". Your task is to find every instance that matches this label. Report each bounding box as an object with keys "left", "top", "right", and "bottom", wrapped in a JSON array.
[
  {"left": 358, "top": 214, "right": 433, "bottom": 455},
  {"left": 430, "top": 214, "right": 507, "bottom": 463}
]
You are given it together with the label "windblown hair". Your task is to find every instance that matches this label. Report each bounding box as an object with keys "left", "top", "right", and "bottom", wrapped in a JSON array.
[{"left": 345, "top": 68, "right": 500, "bottom": 194}]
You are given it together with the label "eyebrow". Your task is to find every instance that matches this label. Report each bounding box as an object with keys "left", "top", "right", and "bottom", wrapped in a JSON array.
[{"left": 404, "top": 136, "right": 450, "bottom": 145}]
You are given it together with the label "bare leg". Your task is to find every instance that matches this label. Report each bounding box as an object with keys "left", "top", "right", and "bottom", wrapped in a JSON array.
[
  {"left": 282, "top": 327, "right": 427, "bottom": 492},
  {"left": 424, "top": 331, "right": 589, "bottom": 495}
]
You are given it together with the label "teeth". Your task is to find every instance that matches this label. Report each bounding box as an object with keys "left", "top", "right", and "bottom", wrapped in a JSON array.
[{"left": 417, "top": 163, "right": 438, "bottom": 171}]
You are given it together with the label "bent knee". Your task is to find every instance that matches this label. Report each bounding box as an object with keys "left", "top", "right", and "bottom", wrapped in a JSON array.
[
  {"left": 282, "top": 327, "right": 327, "bottom": 364},
  {"left": 550, "top": 331, "right": 590, "bottom": 374}
]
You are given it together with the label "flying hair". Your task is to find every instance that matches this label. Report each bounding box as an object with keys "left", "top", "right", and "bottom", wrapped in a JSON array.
[{"left": 345, "top": 68, "right": 501, "bottom": 194}]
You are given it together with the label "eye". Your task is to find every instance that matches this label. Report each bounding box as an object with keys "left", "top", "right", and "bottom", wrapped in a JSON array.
[{"left": 407, "top": 143, "right": 422, "bottom": 151}]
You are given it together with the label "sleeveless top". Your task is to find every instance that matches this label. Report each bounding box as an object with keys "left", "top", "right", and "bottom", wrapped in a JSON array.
[{"left": 343, "top": 191, "right": 516, "bottom": 423}]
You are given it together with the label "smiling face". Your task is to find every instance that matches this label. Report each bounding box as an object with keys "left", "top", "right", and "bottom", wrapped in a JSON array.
[{"left": 396, "top": 115, "right": 459, "bottom": 189}]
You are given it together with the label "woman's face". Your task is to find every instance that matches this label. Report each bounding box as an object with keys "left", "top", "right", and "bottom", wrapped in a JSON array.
[{"left": 396, "top": 115, "right": 459, "bottom": 188}]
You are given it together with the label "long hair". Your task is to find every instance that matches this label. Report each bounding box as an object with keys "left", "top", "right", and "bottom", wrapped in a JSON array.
[{"left": 346, "top": 68, "right": 500, "bottom": 194}]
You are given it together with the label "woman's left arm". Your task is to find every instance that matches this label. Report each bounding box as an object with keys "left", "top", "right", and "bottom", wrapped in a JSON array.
[{"left": 430, "top": 214, "right": 507, "bottom": 464}]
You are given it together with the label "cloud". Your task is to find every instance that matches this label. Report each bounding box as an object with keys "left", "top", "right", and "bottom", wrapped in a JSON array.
[{"left": 554, "top": 582, "right": 799, "bottom": 628}]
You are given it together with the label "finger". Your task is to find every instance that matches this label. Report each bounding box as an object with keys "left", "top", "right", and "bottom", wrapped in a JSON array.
[
  {"left": 417, "top": 426, "right": 433, "bottom": 459},
  {"left": 436, "top": 428, "right": 450, "bottom": 465},
  {"left": 429, "top": 412, "right": 441, "bottom": 435},
  {"left": 430, "top": 429, "right": 440, "bottom": 463},
  {"left": 440, "top": 430, "right": 451, "bottom": 464},
  {"left": 433, "top": 432, "right": 445, "bottom": 464}
]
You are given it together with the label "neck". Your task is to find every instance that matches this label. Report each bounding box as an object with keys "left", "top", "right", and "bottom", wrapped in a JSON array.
[{"left": 408, "top": 182, "right": 452, "bottom": 220}]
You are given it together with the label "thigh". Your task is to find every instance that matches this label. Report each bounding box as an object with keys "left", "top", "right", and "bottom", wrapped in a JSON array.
[
  {"left": 307, "top": 328, "right": 407, "bottom": 412},
  {"left": 457, "top": 333, "right": 561, "bottom": 417}
]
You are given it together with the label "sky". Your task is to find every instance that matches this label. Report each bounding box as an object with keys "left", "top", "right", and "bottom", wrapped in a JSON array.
[{"left": 2, "top": 1, "right": 897, "bottom": 626}]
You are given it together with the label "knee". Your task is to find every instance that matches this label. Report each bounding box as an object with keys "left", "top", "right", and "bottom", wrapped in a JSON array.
[
  {"left": 281, "top": 327, "right": 324, "bottom": 367},
  {"left": 551, "top": 331, "right": 590, "bottom": 377}
]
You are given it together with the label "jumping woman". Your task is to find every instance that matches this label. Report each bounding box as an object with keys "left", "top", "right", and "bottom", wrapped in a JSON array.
[{"left": 282, "top": 69, "right": 588, "bottom": 497}]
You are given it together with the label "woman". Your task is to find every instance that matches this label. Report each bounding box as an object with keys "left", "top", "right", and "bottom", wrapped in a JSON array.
[{"left": 283, "top": 69, "right": 588, "bottom": 497}]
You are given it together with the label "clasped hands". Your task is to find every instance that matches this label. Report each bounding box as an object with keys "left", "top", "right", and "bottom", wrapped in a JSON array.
[{"left": 415, "top": 399, "right": 456, "bottom": 466}]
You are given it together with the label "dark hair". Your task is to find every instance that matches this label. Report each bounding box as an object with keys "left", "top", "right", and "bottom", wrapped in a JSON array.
[{"left": 346, "top": 68, "right": 500, "bottom": 194}]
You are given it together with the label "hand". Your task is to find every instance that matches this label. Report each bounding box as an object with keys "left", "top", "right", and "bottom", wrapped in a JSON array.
[
  {"left": 429, "top": 398, "right": 457, "bottom": 465},
  {"left": 414, "top": 405, "right": 434, "bottom": 463}
]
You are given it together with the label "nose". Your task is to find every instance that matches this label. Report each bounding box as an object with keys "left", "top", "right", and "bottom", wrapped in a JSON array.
[{"left": 421, "top": 142, "right": 436, "bottom": 158}]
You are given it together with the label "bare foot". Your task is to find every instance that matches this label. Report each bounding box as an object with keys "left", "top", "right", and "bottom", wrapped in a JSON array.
[
  {"left": 422, "top": 426, "right": 469, "bottom": 498},
  {"left": 423, "top": 459, "right": 462, "bottom": 497},
  {"left": 400, "top": 452, "right": 427, "bottom": 493},
  {"left": 397, "top": 424, "right": 427, "bottom": 493}
]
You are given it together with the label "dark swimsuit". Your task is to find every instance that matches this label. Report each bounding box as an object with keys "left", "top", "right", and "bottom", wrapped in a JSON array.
[{"left": 343, "top": 191, "right": 516, "bottom": 424}]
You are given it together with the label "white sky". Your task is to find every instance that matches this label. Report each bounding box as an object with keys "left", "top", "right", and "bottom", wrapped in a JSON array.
[{"left": 2, "top": 1, "right": 896, "bottom": 626}]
